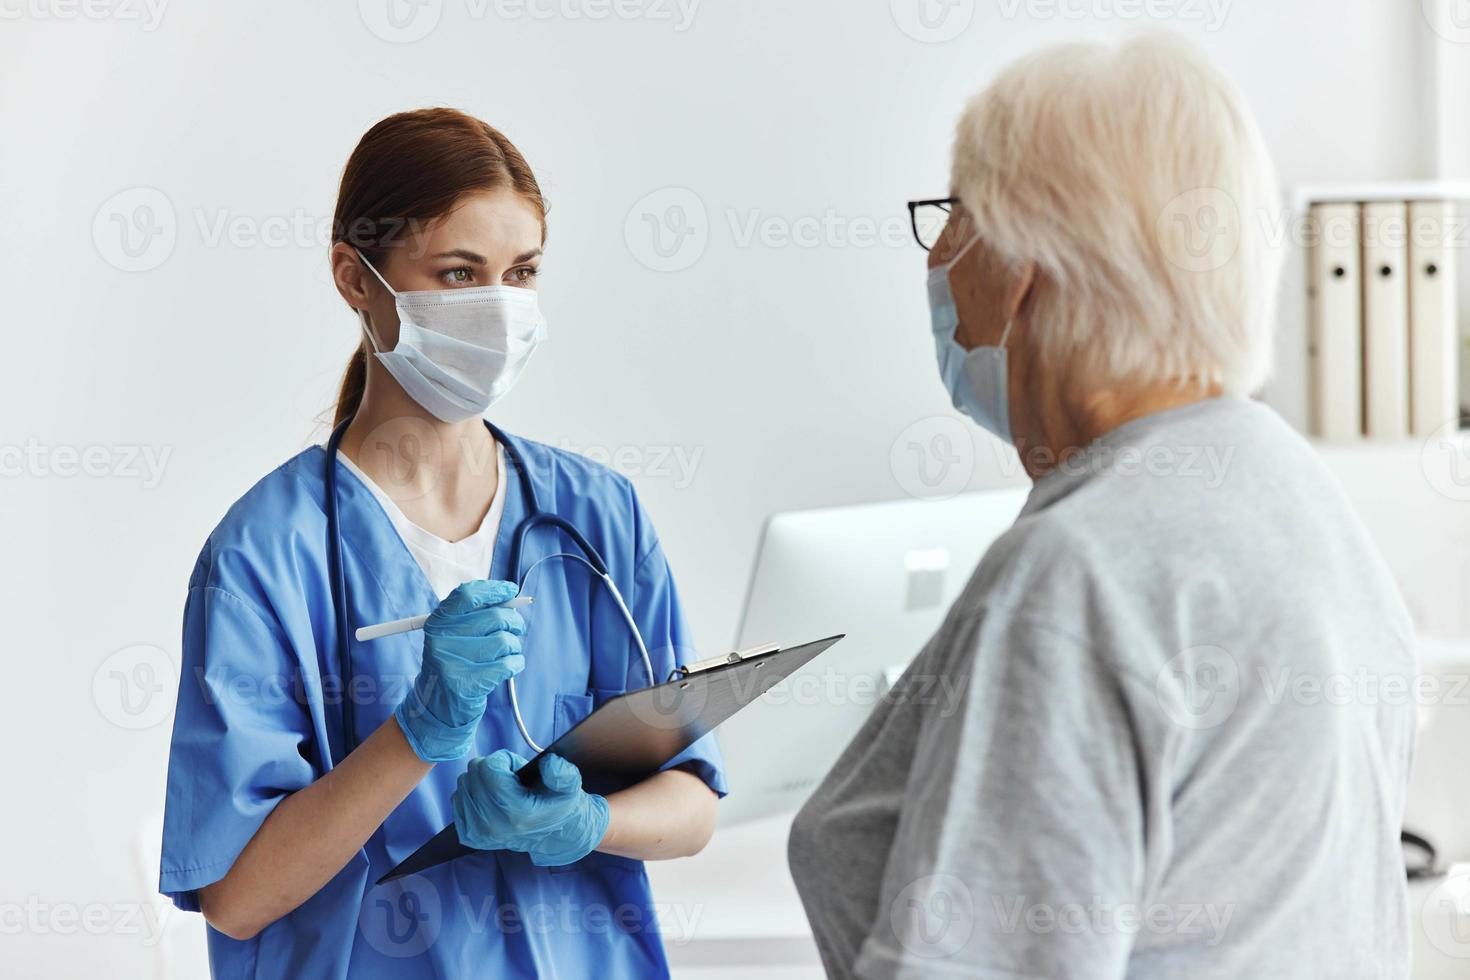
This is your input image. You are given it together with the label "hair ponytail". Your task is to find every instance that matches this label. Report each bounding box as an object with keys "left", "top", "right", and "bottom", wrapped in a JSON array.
[{"left": 333, "top": 345, "right": 368, "bottom": 429}]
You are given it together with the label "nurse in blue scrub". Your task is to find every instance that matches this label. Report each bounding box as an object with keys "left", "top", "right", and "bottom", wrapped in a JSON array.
[{"left": 159, "top": 107, "right": 726, "bottom": 979}]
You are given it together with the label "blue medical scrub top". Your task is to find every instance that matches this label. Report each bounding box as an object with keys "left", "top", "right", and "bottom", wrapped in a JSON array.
[{"left": 159, "top": 431, "right": 727, "bottom": 979}]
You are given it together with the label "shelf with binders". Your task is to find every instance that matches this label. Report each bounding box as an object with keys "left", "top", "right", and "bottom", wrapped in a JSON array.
[{"left": 1292, "top": 181, "right": 1470, "bottom": 444}]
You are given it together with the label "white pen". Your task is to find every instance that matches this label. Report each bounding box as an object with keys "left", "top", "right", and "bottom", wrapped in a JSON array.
[{"left": 354, "top": 595, "right": 534, "bottom": 643}]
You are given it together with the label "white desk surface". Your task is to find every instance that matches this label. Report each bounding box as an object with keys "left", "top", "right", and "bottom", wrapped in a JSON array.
[
  {"left": 648, "top": 812, "right": 814, "bottom": 941},
  {"left": 647, "top": 812, "right": 825, "bottom": 975}
]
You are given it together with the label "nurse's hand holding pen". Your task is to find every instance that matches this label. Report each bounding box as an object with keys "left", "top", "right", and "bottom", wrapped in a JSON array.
[{"left": 394, "top": 580, "right": 527, "bottom": 763}]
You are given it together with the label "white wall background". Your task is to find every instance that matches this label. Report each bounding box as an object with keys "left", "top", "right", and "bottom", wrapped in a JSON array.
[{"left": 3, "top": 1, "right": 1468, "bottom": 975}]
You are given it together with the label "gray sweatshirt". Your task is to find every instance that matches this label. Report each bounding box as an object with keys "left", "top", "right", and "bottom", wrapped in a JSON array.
[{"left": 789, "top": 396, "right": 1416, "bottom": 980}]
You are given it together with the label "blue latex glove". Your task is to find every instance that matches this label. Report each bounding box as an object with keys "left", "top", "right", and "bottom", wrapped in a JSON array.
[
  {"left": 394, "top": 580, "right": 526, "bottom": 763},
  {"left": 453, "top": 750, "right": 611, "bottom": 867}
]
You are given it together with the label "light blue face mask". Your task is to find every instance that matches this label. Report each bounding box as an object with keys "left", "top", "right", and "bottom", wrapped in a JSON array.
[{"left": 927, "top": 236, "right": 1014, "bottom": 442}]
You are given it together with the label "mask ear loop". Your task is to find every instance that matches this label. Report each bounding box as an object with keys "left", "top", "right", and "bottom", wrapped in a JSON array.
[
  {"left": 354, "top": 249, "right": 398, "bottom": 355},
  {"left": 357, "top": 310, "right": 386, "bottom": 356},
  {"left": 944, "top": 232, "right": 980, "bottom": 270},
  {"left": 945, "top": 234, "right": 1015, "bottom": 351},
  {"left": 355, "top": 249, "right": 399, "bottom": 297},
  {"left": 995, "top": 252, "right": 1036, "bottom": 352}
]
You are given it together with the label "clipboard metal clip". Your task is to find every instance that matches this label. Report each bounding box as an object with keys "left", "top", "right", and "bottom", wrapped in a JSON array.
[{"left": 668, "top": 642, "right": 782, "bottom": 680}]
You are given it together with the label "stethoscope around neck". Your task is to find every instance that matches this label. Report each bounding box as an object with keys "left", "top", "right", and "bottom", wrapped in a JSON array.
[{"left": 324, "top": 417, "right": 655, "bottom": 763}]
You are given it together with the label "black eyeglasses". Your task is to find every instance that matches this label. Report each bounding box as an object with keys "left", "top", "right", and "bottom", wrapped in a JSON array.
[{"left": 907, "top": 197, "right": 961, "bottom": 251}]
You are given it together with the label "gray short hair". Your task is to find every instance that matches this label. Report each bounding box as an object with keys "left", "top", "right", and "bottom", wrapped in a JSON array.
[{"left": 951, "top": 35, "right": 1281, "bottom": 395}]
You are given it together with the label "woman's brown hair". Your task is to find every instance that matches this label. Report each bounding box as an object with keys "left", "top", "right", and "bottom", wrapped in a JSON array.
[{"left": 330, "top": 108, "right": 546, "bottom": 427}]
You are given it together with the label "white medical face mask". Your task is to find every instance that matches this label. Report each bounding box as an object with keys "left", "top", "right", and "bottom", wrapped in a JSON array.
[
  {"left": 927, "top": 235, "right": 1014, "bottom": 442},
  {"left": 356, "top": 250, "right": 546, "bottom": 423}
]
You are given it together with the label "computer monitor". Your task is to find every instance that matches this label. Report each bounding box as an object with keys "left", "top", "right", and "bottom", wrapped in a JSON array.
[{"left": 717, "top": 486, "right": 1030, "bottom": 826}]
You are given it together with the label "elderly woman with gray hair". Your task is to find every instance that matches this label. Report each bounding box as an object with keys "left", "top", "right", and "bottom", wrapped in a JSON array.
[{"left": 789, "top": 36, "right": 1416, "bottom": 980}]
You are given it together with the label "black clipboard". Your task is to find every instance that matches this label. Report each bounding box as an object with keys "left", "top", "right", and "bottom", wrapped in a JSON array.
[{"left": 378, "top": 634, "right": 844, "bottom": 884}]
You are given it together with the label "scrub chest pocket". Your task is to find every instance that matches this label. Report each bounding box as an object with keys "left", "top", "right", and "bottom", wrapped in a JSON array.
[{"left": 552, "top": 688, "right": 622, "bottom": 739}]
